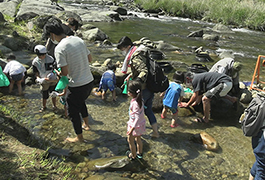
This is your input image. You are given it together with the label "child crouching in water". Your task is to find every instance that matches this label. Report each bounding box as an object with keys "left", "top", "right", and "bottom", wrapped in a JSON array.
[
  {"left": 160, "top": 71, "right": 184, "bottom": 128},
  {"left": 126, "top": 80, "right": 146, "bottom": 160}
]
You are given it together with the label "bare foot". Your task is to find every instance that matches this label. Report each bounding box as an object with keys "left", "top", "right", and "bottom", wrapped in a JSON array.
[
  {"left": 82, "top": 123, "right": 90, "bottom": 131},
  {"left": 65, "top": 137, "right": 84, "bottom": 143}
]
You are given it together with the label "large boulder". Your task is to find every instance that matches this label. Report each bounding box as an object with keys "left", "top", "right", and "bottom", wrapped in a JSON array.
[
  {"left": 0, "top": 0, "right": 19, "bottom": 17},
  {"left": 82, "top": 28, "right": 108, "bottom": 41},
  {"left": 0, "top": 45, "right": 12, "bottom": 55}
]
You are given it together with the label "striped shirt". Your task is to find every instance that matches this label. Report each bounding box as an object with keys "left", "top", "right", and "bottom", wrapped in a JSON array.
[{"left": 55, "top": 36, "right": 94, "bottom": 87}]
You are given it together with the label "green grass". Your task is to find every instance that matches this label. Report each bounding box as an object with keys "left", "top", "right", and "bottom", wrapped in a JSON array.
[{"left": 134, "top": 0, "right": 265, "bottom": 30}]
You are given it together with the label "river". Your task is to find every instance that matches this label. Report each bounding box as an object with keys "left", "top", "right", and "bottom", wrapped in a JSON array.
[{"left": 2, "top": 1, "right": 265, "bottom": 179}]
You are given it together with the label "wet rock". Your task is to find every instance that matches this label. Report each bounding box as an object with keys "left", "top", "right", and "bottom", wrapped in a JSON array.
[
  {"left": 0, "top": 45, "right": 12, "bottom": 55},
  {"left": 212, "top": 23, "right": 233, "bottom": 33},
  {"left": 195, "top": 52, "right": 213, "bottom": 62},
  {"left": 187, "top": 30, "right": 204, "bottom": 37},
  {"left": 203, "top": 34, "right": 219, "bottom": 41},
  {"left": 190, "top": 132, "right": 219, "bottom": 151},
  {"left": 156, "top": 41, "right": 181, "bottom": 51},
  {"left": 82, "top": 28, "right": 108, "bottom": 42},
  {"left": 55, "top": 11, "right": 83, "bottom": 27},
  {"left": 15, "top": 12, "right": 39, "bottom": 22},
  {"left": 109, "top": 6, "right": 127, "bottom": 15}
]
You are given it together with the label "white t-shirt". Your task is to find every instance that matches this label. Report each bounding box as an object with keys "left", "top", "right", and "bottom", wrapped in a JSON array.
[
  {"left": 55, "top": 36, "right": 94, "bottom": 87},
  {"left": 32, "top": 55, "right": 55, "bottom": 78},
  {"left": 3, "top": 60, "right": 26, "bottom": 76}
]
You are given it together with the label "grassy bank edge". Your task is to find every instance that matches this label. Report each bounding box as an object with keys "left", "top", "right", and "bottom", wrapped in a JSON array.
[
  {"left": 134, "top": 0, "right": 265, "bottom": 31},
  {"left": 0, "top": 102, "right": 76, "bottom": 179}
]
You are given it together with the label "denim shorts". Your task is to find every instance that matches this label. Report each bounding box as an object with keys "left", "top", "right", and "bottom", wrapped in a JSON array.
[{"left": 10, "top": 73, "right": 23, "bottom": 81}]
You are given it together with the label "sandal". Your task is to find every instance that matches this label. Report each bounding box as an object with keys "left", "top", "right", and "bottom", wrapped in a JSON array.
[
  {"left": 161, "top": 114, "right": 165, "bottom": 119},
  {"left": 39, "top": 107, "right": 47, "bottom": 113},
  {"left": 126, "top": 150, "right": 135, "bottom": 161},
  {"left": 193, "top": 117, "right": 207, "bottom": 123},
  {"left": 136, "top": 153, "right": 143, "bottom": 159},
  {"left": 170, "top": 124, "right": 179, "bottom": 128}
]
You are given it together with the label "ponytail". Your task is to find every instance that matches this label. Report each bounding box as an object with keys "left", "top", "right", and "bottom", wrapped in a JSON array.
[{"left": 128, "top": 80, "right": 143, "bottom": 108}]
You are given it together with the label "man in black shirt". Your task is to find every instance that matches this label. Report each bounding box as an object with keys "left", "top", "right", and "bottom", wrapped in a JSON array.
[{"left": 180, "top": 72, "right": 237, "bottom": 123}]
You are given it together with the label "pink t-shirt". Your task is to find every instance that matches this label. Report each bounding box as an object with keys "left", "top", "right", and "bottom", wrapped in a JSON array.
[{"left": 127, "top": 98, "right": 146, "bottom": 136}]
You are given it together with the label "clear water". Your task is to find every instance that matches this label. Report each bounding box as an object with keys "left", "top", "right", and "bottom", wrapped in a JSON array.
[{"left": 3, "top": 1, "right": 265, "bottom": 179}]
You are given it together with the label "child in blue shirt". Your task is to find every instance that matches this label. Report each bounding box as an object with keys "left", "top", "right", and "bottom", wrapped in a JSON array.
[
  {"left": 98, "top": 64, "right": 117, "bottom": 101},
  {"left": 160, "top": 71, "right": 184, "bottom": 128}
]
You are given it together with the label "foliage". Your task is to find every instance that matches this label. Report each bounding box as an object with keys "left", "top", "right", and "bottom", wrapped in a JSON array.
[{"left": 134, "top": 0, "right": 265, "bottom": 30}]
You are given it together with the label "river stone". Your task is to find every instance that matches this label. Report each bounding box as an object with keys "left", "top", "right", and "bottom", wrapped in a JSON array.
[
  {"left": 203, "top": 34, "right": 219, "bottom": 41},
  {"left": 109, "top": 6, "right": 127, "bottom": 15},
  {"left": 15, "top": 12, "right": 39, "bottom": 22},
  {"left": 212, "top": 23, "right": 233, "bottom": 33},
  {"left": 156, "top": 41, "right": 181, "bottom": 51},
  {"left": 3, "top": 37, "right": 20, "bottom": 51},
  {"left": 0, "top": 0, "right": 19, "bottom": 17},
  {"left": 0, "top": 45, "right": 12, "bottom": 55},
  {"left": 187, "top": 29, "right": 204, "bottom": 37},
  {"left": 55, "top": 11, "right": 83, "bottom": 26},
  {"left": 82, "top": 28, "right": 108, "bottom": 41},
  {"left": 200, "top": 131, "right": 219, "bottom": 151}
]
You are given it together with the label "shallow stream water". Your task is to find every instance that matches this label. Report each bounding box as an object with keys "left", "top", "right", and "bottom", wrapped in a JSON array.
[{"left": 3, "top": 1, "right": 265, "bottom": 179}]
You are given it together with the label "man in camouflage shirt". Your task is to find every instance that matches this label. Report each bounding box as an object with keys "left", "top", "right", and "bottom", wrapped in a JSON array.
[{"left": 118, "top": 36, "right": 159, "bottom": 138}]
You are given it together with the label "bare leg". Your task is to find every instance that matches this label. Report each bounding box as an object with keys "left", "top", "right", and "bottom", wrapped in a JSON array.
[
  {"left": 135, "top": 136, "right": 143, "bottom": 155},
  {"left": 161, "top": 107, "right": 167, "bottom": 119},
  {"left": 9, "top": 80, "right": 15, "bottom": 94},
  {"left": 102, "top": 90, "right": 106, "bottom": 100},
  {"left": 52, "top": 97, "right": 57, "bottom": 108},
  {"left": 16, "top": 80, "right": 23, "bottom": 96},
  {"left": 171, "top": 113, "right": 178, "bottom": 127},
  {"left": 202, "top": 96, "right": 211, "bottom": 123},
  {"left": 151, "top": 123, "right": 159, "bottom": 138},
  {"left": 127, "top": 135, "right": 136, "bottom": 159},
  {"left": 249, "top": 173, "right": 254, "bottom": 180},
  {"left": 65, "top": 133, "right": 84, "bottom": 143},
  {"left": 64, "top": 105, "right": 68, "bottom": 117},
  {"left": 112, "top": 90, "right": 116, "bottom": 101},
  {"left": 82, "top": 116, "right": 90, "bottom": 131},
  {"left": 42, "top": 98, "right": 47, "bottom": 109}
]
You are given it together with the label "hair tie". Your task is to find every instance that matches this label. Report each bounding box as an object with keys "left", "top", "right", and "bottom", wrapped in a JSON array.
[{"left": 136, "top": 89, "right": 140, "bottom": 94}]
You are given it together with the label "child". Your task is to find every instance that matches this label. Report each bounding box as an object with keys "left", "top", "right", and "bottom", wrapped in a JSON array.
[
  {"left": 32, "top": 45, "right": 58, "bottom": 112},
  {"left": 126, "top": 80, "right": 146, "bottom": 160},
  {"left": 160, "top": 71, "right": 184, "bottom": 128},
  {"left": 3, "top": 54, "right": 26, "bottom": 96},
  {"left": 98, "top": 64, "right": 117, "bottom": 101}
]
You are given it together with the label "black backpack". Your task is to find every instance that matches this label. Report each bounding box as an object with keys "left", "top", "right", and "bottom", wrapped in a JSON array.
[
  {"left": 145, "top": 50, "right": 169, "bottom": 93},
  {"left": 240, "top": 94, "right": 265, "bottom": 137}
]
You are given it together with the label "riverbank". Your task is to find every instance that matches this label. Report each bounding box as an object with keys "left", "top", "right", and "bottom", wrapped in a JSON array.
[
  {"left": 135, "top": 0, "right": 265, "bottom": 31},
  {"left": 0, "top": 111, "right": 75, "bottom": 179}
]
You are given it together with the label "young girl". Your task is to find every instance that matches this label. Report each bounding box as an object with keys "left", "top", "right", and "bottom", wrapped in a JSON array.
[{"left": 126, "top": 80, "right": 146, "bottom": 160}]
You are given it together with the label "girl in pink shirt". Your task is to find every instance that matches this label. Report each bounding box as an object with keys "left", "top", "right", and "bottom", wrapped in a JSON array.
[{"left": 126, "top": 80, "right": 146, "bottom": 160}]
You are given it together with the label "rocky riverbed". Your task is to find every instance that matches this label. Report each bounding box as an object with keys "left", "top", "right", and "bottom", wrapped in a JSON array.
[{"left": 0, "top": 82, "right": 254, "bottom": 179}]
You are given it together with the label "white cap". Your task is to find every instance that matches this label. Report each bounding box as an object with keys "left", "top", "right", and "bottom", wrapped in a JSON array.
[{"left": 34, "top": 45, "right": 47, "bottom": 54}]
